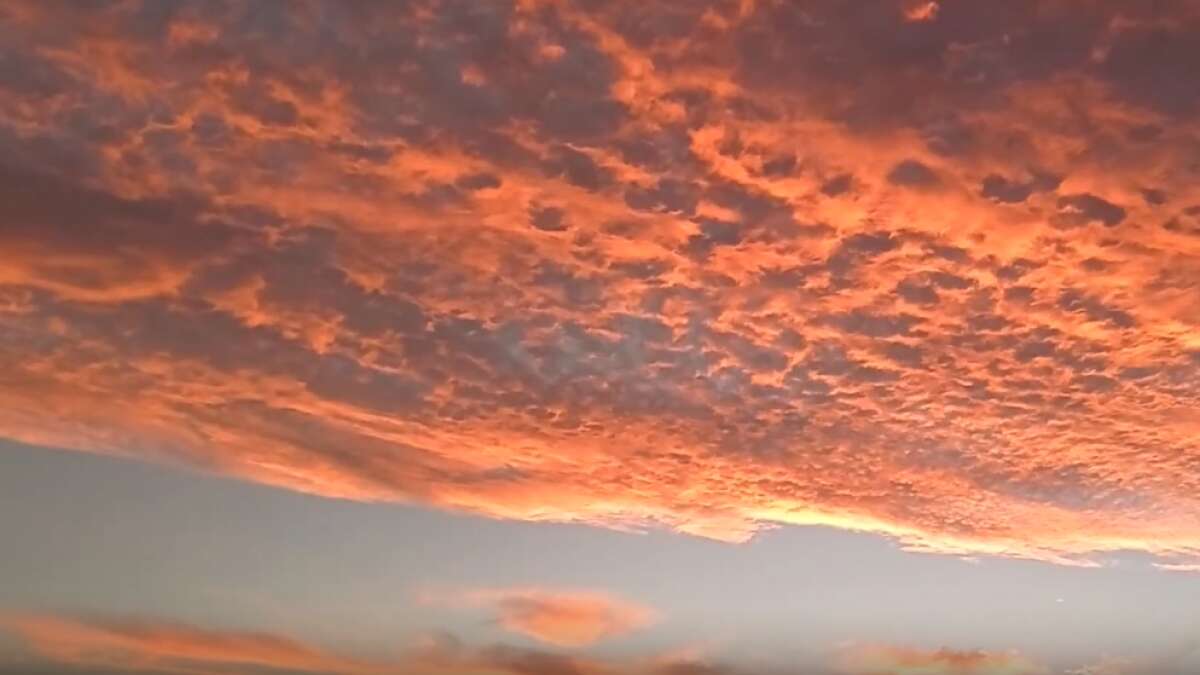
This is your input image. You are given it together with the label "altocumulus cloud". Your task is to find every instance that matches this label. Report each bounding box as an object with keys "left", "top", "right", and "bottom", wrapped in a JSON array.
[{"left": 2, "top": 0, "right": 1200, "bottom": 570}]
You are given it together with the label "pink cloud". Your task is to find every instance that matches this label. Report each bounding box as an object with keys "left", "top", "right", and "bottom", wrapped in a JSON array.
[
  {"left": 423, "top": 587, "right": 658, "bottom": 647},
  {"left": 2, "top": 0, "right": 1200, "bottom": 571},
  {"left": 835, "top": 643, "right": 1050, "bottom": 675}
]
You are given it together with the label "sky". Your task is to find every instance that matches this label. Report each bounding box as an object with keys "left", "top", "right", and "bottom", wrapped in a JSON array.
[{"left": 1, "top": 0, "right": 1199, "bottom": 673}]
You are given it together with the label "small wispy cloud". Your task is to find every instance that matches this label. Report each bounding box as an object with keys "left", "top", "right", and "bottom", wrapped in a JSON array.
[
  {"left": 834, "top": 642, "right": 1050, "bottom": 675},
  {"left": 418, "top": 586, "right": 658, "bottom": 647},
  {"left": 1152, "top": 562, "right": 1200, "bottom": 574}
]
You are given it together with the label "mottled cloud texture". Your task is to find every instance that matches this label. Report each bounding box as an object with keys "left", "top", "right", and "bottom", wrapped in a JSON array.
[{"left": 3, "top": 0, "right": 1200, "bottom": 568}]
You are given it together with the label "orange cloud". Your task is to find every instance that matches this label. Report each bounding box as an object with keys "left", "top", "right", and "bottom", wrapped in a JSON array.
[
  {"left": 902, "top": 1, "right": 939, "bottom": 22},
  {"left": 425, "top": 588, "right": 658, "bottom": 647},
  {"left": 0, "top": 611, "right": 764, "bottom": 675},
  {"left": 0, "top": 613, "right": 394, "bottom": 675},
  {"left": 2, "top": 0, "right": 1200, "bottom": 570},
  {"left": 0, "top": 612, "right": 1140, "bottom": 675},
  {"left": 835, "top": 643, "right": 1050, "bottom": 675}
]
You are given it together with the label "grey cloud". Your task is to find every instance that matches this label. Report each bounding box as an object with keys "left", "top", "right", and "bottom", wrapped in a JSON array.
[
  {"left": 1058, "top": 289, "right": 1135, "bottom": 328},
  {"left": 896, "top": 278, "right": 940, "bottom": 306},
  {"left": 544, "top": 145, "right": 611, "bottom": 191},
  {"left": 820, "top": 173, "right": 854, "bottom": 197},
  {"left": 826, "top": 310, "right": 921, "bottom": 338},
  {"left": 1057, "top": 193, "right": 1126, "bottom": 227},
  {"left": 457, "top": 172, "right": 503, "bottom": 191},
  {"left": 981, "top": 172, "right": 1060, "bottom": 203},
  {"left": 887, "top": 159, "right": 940, "bottom": 188},
  {"left": 1101, "top": 22, "right": 1200, "bottom": 115},
  {"left": 531, "top": 206, "right": 569, "bottom": 232}
]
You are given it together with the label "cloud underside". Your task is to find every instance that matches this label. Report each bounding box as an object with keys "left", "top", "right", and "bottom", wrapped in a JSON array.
[{"left": 3, "top": 0, "right": 1200, "bottom": 566}]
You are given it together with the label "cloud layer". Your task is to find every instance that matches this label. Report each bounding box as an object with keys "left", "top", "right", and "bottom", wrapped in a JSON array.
[
  {"left": 5, "top": 611, "right": 1091, "bottom": 675},
  {"left": 2, "top": 0, "right": 1200, "bottom": 566},
  {"left": 0, "top": 612, "right": 780, "bottom": 675},
  {"left": 1, "top": 613, "right": 393, "bottom": 675}
]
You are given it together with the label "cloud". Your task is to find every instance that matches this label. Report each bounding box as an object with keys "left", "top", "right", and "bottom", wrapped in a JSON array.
[
  {"left": 1, "top": 0, "right": 1200, "bottom": 570},
  {"left": 0, "top": 612, "right": 771, "bottom": 675},
  {"left": 422, "top": 588, "right": 658, "bottom": 647},
  {"left": 1151, "top": 562, "right": 1200, "bottom": 574},
  {"left": 0, "top": 612, "right": 1155, "bottom": 675},
  {"left": 902, "top": 1, "right": 940, "bottom": 23},
  {"left": 834, "top": 643, "right": 1050, "bottom": 675},
  {"left": 1056, "top": 194, "right": 1127, "bottom": 228},
  {"left": 1066, "top": 657, "right": 1136, "bottom": 675},
  {"left": 886, "top": 160, "right": 941, "bottom": 189},
  {"left": 0, "top": 613, "right": 393, "bottom": 675}
]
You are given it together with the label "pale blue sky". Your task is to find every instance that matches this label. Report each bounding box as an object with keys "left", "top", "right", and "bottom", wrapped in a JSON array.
[{"left": 3, "top": 440, "right": 1199, "bottom": 673}]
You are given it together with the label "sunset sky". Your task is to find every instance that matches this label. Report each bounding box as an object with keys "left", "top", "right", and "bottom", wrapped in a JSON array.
[{"left": 2, "top": 1, "right": 1200, "bottom": 673}]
